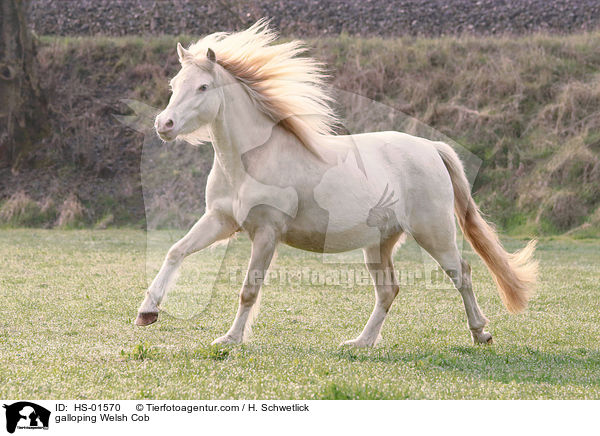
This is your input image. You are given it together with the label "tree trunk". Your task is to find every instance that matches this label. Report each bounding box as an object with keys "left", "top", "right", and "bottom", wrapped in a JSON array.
[{"left": 0, "top": 0, "right": 48, "bottom": 167}]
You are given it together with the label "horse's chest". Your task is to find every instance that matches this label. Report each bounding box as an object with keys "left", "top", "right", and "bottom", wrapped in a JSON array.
[{"left": 232, "top": 178, "right": 298, "bottom": 226}]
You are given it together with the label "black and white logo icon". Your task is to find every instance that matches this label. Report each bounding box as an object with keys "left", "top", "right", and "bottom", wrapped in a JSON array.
[{"left": 3, "top": 402, "right": 50, "bottom": 433}]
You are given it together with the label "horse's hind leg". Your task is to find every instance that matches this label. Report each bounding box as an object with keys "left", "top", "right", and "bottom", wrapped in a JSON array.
[
  {"left": 412, "top": 216, "right": 492, "bottom": 344},
  {"left": 454, "top": 258, "right": 492, "bottom": 344},
  {"left": 135, "top": 211, "right": 237, "bottom": 326},
  {"left": 342, "top": 234, "right": 401, "bottom": 348}
]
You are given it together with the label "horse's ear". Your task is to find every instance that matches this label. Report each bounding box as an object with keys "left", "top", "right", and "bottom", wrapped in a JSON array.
[
  {"left": 177, "top": 42, "right": 191, "bottom": 62},
  {"left": 207, "top": 48, "right": 216, "bottom": 63}
]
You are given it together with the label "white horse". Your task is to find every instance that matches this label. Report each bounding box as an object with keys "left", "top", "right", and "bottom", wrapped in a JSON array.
[{"left": 135, "top": 21, "right": 538, "bottom": 347}]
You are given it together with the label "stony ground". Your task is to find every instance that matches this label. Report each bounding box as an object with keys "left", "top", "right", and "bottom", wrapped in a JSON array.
[{"left": 29, "top": 0, "right": 600, "bottom": 37}]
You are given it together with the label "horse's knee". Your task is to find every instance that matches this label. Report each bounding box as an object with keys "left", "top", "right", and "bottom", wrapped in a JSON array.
[
  {"left": 377, "top": 284, "right": 399, "bottom": 310},
  {"left": 240, "top": 286, "right": 260, "bottom": 306},
  {"left": 166, "top": 243, "right": 186, "bottom": 263}
]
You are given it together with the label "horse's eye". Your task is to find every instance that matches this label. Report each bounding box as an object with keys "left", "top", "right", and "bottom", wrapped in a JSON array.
[{"left": 198, "top": 85, "right": 208, "bottom": 92}]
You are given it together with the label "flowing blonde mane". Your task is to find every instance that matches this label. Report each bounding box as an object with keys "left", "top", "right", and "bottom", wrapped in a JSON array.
[{"left": 182, "top": 20, "right": 338, "bottom": 156}]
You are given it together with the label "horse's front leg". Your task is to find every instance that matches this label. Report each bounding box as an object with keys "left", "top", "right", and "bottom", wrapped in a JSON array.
[
  {"left": 212, "top": 226, "right": 278, "bottom": 345},
  {"left": 135, "top": 211, "right": 238, "bottom": 326}
]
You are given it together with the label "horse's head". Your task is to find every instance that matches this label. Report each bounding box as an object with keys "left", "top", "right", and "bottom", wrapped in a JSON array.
[{"left": 155, "top": 43, "right": 221, "bottom": 141}]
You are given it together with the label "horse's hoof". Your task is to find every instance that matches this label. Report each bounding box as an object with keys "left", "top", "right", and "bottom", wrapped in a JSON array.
[
  {"left": 340, "top": 338, "right": 372, "bottom": 348},
  {"left": 471, "top": 329, "right": 493, "bottom": 345},
  {"left": 211, "top": 335, "right": 241, "bottom": 346},
  {"left": 134, "top": 312, "right": 158, "bottom": 326}
]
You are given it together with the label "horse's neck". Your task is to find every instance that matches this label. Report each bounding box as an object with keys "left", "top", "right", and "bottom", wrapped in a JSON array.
[{"left": 209, "top": 80, "right": 275, "bottom": 188}]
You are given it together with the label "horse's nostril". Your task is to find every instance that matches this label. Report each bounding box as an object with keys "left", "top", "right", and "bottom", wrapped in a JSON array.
[{"left": 165, "top": 119, "right": 174, "bottom": 129}]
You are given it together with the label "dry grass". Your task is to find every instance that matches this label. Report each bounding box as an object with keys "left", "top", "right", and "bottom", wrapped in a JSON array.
[
  {"left": 0, "top": 191, "right": 89, "bottom": 228},
  {"left": 0, "top": 191, "right": 56, "bottom": 226},
  {"left": 55, "top": 194, "right": 87, "bottom": 228},
  {"left": 5, "top": 32, "right": 599, "bottom": 234},
  {"left": 0, "top": 192, "right": 41, "bottom": 225}
]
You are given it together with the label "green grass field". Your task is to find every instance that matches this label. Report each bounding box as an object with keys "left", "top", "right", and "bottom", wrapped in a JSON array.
[{"left": 1, "top": 229, "right": 599, "bottom": 399}]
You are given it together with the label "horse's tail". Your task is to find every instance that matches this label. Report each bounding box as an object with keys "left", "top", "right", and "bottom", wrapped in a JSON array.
[{"left": 434, "top": 142, "right": 538, "bottom": 313}]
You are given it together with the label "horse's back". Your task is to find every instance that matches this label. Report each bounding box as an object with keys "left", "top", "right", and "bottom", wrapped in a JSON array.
[{"left": 326, "top": 130, "right": 453, "bottom": 195}]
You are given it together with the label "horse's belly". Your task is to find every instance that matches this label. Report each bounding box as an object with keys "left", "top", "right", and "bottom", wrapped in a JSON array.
[
  {"left": 282, "top": 223, "right": 382, "bottom": 253},
  {"left": 321, "top": 226, "right": 382, "bottom": 252}
]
